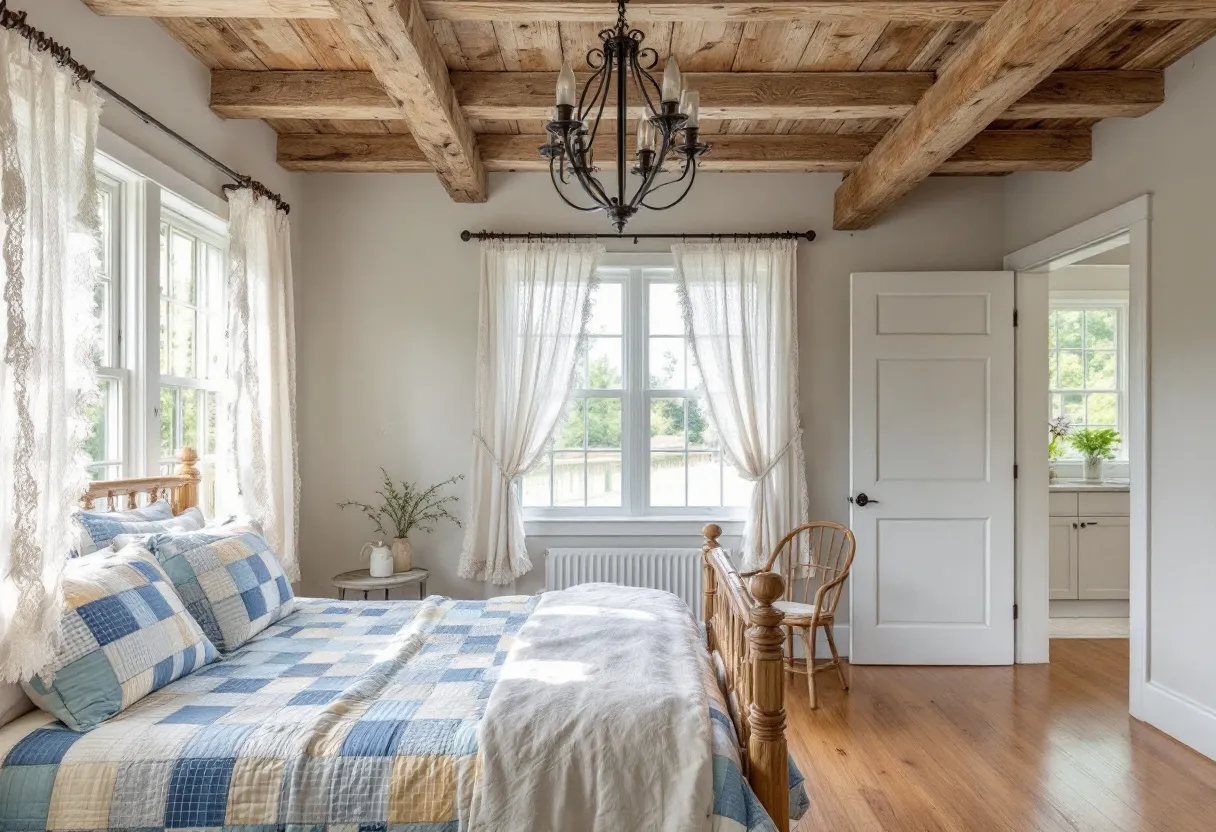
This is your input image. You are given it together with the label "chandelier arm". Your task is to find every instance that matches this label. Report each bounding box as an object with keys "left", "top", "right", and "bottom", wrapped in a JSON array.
[
  {"left": 627, "top": 127, "right": 673, "bottom": 212},
  {"left": 577, "top": 59, "right": 609, "bottom": 126},
  {"left": 566, "top": 130, "right": 613, "bottom": 207},
  {"left": 629, "top": 47, "right": 664, "bottom": 119},
  {"left": 641, "top": 159, "right": 698, "bottom": 211},
  {"left": 550, "top": 158, "right": 604, "bottom": 212},
  {"left": 584, "top": 55, "right": 614, "bottom": 155},
  {"left": 638, "top": 155, "right": 692, "bottom": 199}
]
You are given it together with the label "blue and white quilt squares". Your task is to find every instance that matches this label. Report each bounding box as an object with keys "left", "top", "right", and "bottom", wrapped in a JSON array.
[
  {"left": 72, "top": 501, "right": 204, "bottom": 557},
  {"left": 0, "top": 595, "right": 807, "bottom": 831},
  {"left": 20, "top": 546, "right": 218, "bottom": 732},
  {"left": 145, "top": 525, "right": 295, "bottom": 653}
]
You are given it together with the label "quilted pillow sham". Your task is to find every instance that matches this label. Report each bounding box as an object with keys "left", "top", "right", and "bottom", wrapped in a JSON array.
[
  {"left": 73, "top": 500, "right": 204, "bottom": 556},
  {"left": 146, "top": 525, "right": 295, "bottom": 653},
  {"left": 22, "top": 546, "right": 218, "bottom": 732}
]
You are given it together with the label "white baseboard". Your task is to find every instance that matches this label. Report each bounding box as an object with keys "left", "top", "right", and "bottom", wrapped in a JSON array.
[
  {"left": 1138, "top": 681, "right": 1216, "bottom": 762},
  {"left": 786, "top": 625, "right": 851, "bottom": 659},
  {"left": 1050, "top": 599, "right": 1129, "bottom": 618}
]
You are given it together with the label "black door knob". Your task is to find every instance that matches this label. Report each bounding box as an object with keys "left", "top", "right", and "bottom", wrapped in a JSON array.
[{"left": 850, "top": 493, "right": 879, "bottom": 507}]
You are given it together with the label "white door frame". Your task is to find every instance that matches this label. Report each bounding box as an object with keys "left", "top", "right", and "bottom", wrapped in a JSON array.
[{"left": 1003, "top": 196, "right": 1150, "bottom": 708}]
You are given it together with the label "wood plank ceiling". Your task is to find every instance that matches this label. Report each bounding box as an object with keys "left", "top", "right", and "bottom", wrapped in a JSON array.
[{"left": 82, "top": 0, "right": 1216, "bottom": 227}]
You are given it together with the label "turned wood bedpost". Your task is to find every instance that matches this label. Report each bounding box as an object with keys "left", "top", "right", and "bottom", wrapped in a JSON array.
[
  {"left": 747, "top": 570, "right": 789, "bottom": 832},
  {"left": 175, "top": 447, "right": 201, "bottom": 514},
  {"left": 702, "top": 523, "right": 721, "bottom": 627}
]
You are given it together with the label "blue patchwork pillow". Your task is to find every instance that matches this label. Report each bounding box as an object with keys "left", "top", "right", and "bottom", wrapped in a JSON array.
[
  {"left": 145, "top": 525, "right": 295, "bottom": 653},
  {"left": 22, "top": 546, "right": 218, "bottom": 731},
  {"left": 73, "top": 500, "right": 204, "bottom": 556}
]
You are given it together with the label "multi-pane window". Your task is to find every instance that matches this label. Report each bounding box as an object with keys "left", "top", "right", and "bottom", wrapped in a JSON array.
[
  {"left": 81, "top": 152, "right": 230, "bottom": 510},
  {"left": 1048, "top": 303, "right": 1126, "bottom": 457},
  {"left": 85, "top": 175, "right": 125, "bottom": 480},
  {"left": 524, "top": 264, "right": 750, "bottom": 514},
  {"left": 159, "top": 213, "right": 227, "bottom": 513}
]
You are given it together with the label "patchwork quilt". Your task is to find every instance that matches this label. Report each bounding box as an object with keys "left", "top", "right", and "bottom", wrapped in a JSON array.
[{"left": 0, "top": 596, "right": 809, "bottom": 831}]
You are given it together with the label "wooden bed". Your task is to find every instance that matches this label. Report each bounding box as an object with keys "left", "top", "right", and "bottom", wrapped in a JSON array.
[
  {"left": 80, "top": 454, "right": 793, "bottom": 830},
  {"left": 701, "top": 523, "right": 791, "bottom": 832},
  {"left": 82, "top": 447, "right": 201, "bottom": 515}
]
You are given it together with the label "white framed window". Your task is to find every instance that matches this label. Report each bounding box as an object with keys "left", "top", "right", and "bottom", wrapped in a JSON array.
[
  {"left": 523, "top": 257, "right": 750, "bottom": 519},
  {"left": 83, "top": 145, "right": 230, "bottom": 514},
  {"left": 157, "top": 209, "right": 227, "bottom": 514},
  {"left": 1048, "top": 297, "right": 1129, "bottom": 461},
  {"left": 84, "top": 173, "right": 127, "bottom": 481}
]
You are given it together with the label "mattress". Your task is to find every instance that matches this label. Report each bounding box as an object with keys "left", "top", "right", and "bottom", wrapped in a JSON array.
[{"left": 0, "top": 595, "right": 808, "bottom": 831}]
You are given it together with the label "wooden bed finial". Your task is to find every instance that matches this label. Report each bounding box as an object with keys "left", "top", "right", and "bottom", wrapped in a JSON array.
[
  {"left": 175, "top": 447, "right": 201, "bottom": 515},
  {"left": 747, "top": 570, "right": 789, "bottom": 832}
]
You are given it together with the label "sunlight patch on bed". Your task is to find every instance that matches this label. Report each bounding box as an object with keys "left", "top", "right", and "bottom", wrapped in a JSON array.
[
  {"left": 498, "top": 659, "right": 590, "bottom": 684},
  {"left": 532, "top": 604, "right": 657, "bottom": 621}
]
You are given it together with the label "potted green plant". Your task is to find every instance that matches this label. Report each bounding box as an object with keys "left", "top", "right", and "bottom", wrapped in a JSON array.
[
  {"left": 1048, "top": 416, "right": 1072, "bottom": 482},
  {"left": 1068, "top": 428, "right": 1120, "bottom": 482},
  {"left": 339, "top": 470, "right": 464, "bottom": 572}
]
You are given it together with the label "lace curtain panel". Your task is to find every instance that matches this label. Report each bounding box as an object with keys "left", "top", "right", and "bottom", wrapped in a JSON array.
[
  {"left": 459, "top": 241, "right": 604, "bottom": 585},
  {"left": 0, "top": 30, "right": 102, "bottom": 682},
  {"left": 225, "top": 189, "right": 301, "bottom": 582},
  {"left": 673, "top": 240, "right": 810, "bottom": 572}
]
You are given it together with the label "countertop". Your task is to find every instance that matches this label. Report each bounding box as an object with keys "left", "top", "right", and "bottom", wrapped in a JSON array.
[{"left": 1049, "top": 478, "right": 1130, "bottom": 492}]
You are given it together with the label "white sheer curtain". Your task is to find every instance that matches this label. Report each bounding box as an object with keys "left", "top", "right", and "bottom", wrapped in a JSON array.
[
  {"left": 225, "top": 188, "right": 300, "bottom": 581},
  {"left": 0, "top": 31, "right": 102, "bottom": 682},
  {"left": 673, "top": 240, "right": 809, "bottom": 572},
  {"left": 459, "top": 241, "right": 603, "bottom": 585}
]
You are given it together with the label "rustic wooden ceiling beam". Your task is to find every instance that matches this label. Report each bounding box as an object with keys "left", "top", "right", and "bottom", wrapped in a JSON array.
[
  {"left": 79, "top": 0, "right": 1216, "bottom": 20},
  {"left": 833, "top": 0, "right": 1140, "bottom": 230},
  {"left": 277, "top": 129, "right": 1091, "bottom": 173},
  {"left": 212, "top": 69, "right": 1162, "bottom": 122},
  {"left": 327, "top": 0, "right": 486, "bottom": 201}
]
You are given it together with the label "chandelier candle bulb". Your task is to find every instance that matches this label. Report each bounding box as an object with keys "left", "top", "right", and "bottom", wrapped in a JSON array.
[
  {"left": 661, "top": 59, "right": 682, "bottom": 104},
  {"left": 680, "top": 90, "right": 700, "bottom": 129},
  {"left": 637, "top": 119, "right": 655, "bottom": 152},
  {"left": 556, "top": 62, "right": 576, "bottom": 108}
]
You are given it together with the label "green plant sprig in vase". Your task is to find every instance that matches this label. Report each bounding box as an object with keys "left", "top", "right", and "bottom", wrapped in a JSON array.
[
  {"left": 1068, "top": 428, "right": 1120, "bottom": 482},
  {"left": 339, "top": 470, "right": 464, "bottom": 573}
]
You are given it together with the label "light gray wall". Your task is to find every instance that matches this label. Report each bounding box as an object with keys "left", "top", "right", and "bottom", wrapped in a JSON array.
[
  {"left": 39, "top": 0, "right": 303, "bottom": 210},
  {"left": 296, "top": 171, "right": 1006, "bottom": 600},
  {"left": 1007, "top": 38, "right": 1216, "bottom": 722}
]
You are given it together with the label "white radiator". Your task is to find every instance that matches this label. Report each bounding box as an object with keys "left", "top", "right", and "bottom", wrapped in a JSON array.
[{"left": 546, "top": 548, "right": 704, "bottom": 618}]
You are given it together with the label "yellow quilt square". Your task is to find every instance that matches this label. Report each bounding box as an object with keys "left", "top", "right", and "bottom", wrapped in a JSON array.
[
  {"left": 212, "top": 537, "right": 254, "bottom": 565},
  {"left": 388, "top": 755, "right": 456, "bottom": 824},
  {"left": 47, "top": 762, "right": 118, "bottom": 830},
  {"left": 226, "top": 757, "right": 285, "bottom": 825}
]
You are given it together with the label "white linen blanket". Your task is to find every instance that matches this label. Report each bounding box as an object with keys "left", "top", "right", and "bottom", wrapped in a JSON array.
[{"left": 467, "top": 583, "right": 714, "bottom": 832}]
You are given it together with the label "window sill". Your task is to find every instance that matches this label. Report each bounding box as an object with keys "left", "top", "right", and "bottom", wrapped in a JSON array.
[{"left": 524, "top": 516, "right": 745, "bottom": 538}]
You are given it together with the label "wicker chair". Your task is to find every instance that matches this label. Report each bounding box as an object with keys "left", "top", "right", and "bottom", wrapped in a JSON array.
[{"left": 749, "top": 521, "right": 856, "bottom": 709}]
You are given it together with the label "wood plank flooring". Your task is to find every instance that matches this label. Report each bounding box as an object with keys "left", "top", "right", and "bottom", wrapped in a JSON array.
[{"left": 787, "top": 640, "right": 1216, "bottom": 832}]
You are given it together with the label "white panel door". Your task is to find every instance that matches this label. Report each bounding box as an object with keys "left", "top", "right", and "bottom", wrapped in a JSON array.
[{"left": 850, "top": 272, "right": 1015, "bottom": 665}]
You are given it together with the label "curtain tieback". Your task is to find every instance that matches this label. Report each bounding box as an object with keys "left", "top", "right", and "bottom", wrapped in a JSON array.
[
  {"left": 473, "top": 432, "right": 516, "bottom": 483},
  {"left": 748, "top": 429, "right": 804, "bottom": 483}
]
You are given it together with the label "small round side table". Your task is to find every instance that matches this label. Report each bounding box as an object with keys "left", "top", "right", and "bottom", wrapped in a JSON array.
[{"left": 331, "top": 568, "right": 429, "bottom": 600}]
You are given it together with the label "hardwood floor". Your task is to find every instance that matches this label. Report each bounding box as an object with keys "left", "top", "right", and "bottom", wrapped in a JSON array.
[{"left": 787, "top": 639, "right": 1216, "bottom": 832}]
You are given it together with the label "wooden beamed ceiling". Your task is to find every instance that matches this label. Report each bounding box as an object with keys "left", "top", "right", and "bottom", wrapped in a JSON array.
[{"left": 82, "top": 0, "right": 1216, "bottom": 226}]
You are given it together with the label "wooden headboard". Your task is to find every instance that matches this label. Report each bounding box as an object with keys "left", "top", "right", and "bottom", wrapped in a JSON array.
[
  {"left": 701, "top": 524, "right": 789, "bottom": 832},
  {"left": 82, "top": 447, "right": 201, "bottom": 515}
]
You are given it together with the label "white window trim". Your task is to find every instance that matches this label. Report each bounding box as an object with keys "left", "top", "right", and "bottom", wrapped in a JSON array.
[
  {"left": 1048, "top": 290, "right": 1130, "bottom": 477},
  {"left": 94, "top": 131, "right": 229, "bottom": 481},
  {"left": 524, "top": 252, "right": 749, "bottom": 530}
]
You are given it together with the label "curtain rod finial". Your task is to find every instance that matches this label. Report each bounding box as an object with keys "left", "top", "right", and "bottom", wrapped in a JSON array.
[{"left": 460, "top": 230, "right": 472, "bottom": 242}]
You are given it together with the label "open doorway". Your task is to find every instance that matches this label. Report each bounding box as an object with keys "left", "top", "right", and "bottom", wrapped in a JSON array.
[
  {"left": 1042, "top": 235, "right": 1132, "bottom": 640},
  {"left": 1005, "top": 196, "right": 1149, "bottom": 713}
]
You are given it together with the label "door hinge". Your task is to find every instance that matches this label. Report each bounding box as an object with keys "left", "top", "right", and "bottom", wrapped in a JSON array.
[
  {"left": 1013, "top": 309, "right": 1019, "bottom": 327},
  {"left": 1014, "top": 604, "right": 1019, "bottom": 620},
  {"left": 1014, "top": 464, "right": 1019, "bottom": 479}
]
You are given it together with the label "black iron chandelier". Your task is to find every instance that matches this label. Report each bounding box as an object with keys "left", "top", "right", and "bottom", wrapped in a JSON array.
[{"left": 542, "top": 0, "right": 709, "bottom": 232}]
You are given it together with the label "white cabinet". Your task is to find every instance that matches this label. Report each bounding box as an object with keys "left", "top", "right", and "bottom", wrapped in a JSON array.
[
  {"left": 1049, "top": 515, "right": 1078, "bottom": 599},
  {"left": 1048, "top": 491, "right": 1129, "bottom": 601},
  {"left": 1077, "top": 515, "right": 1130, "bottom": 600}
]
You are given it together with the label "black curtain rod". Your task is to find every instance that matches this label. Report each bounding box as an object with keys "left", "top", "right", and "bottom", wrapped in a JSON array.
[
  {"left": 460, "top": 230, "right": 816, "bottom": 243},
  {"left": 0, "top": 2, "right": 290, "bottom": 214}
]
